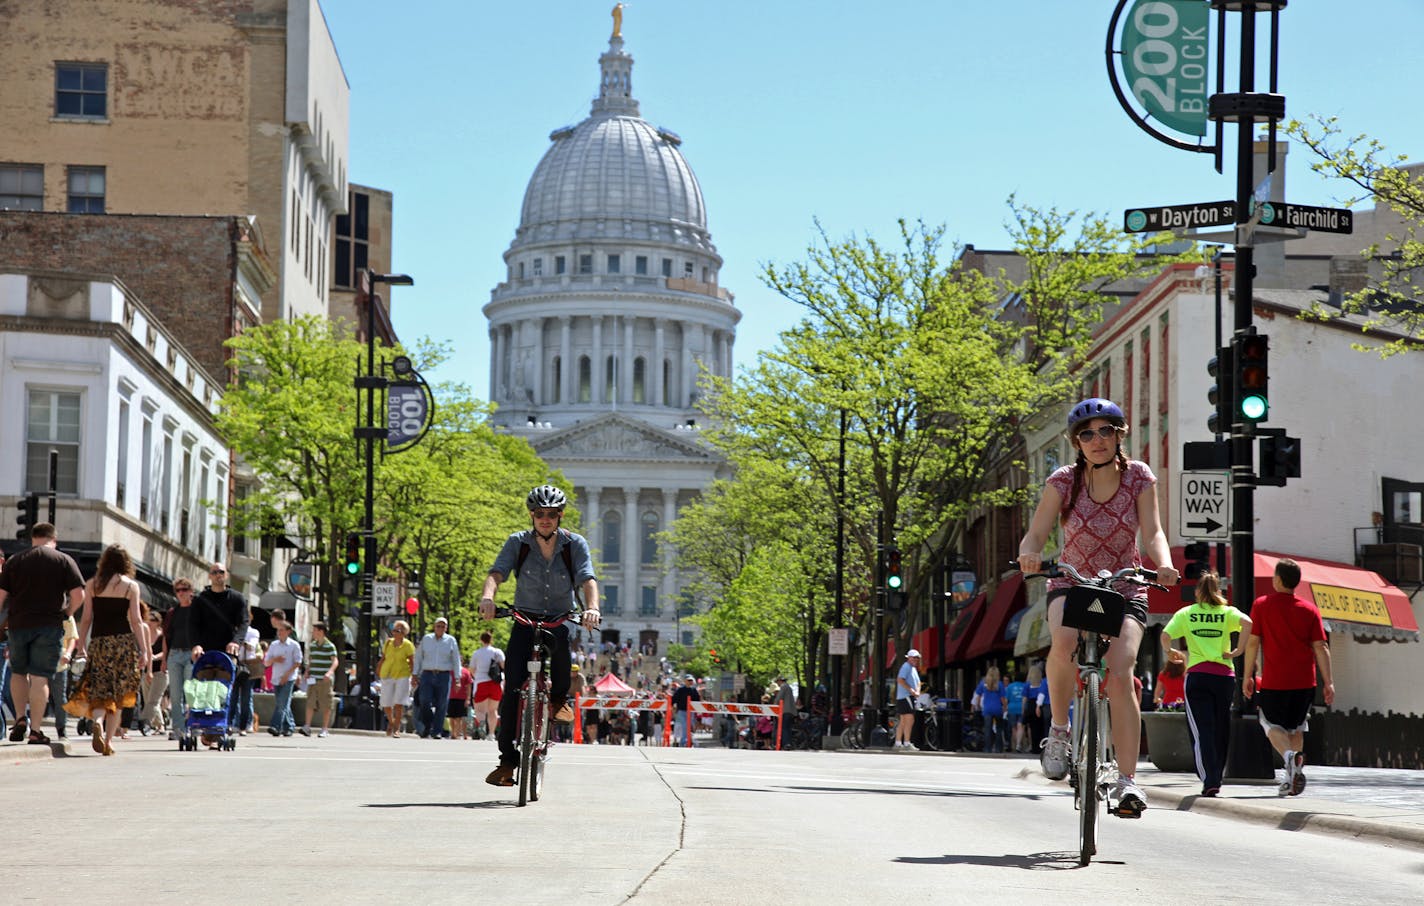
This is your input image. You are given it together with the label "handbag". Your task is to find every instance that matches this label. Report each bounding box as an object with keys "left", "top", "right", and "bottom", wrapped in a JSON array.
[{"left": 488, "top": 660, "right": 503, "bottom": 684}]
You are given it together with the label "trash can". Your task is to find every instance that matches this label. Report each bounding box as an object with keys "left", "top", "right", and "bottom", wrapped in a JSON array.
[{"left": 940, "top": 698, "right": 963, "bottom": 751}]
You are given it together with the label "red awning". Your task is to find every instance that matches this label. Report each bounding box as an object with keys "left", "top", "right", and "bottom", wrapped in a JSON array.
[
  {"left": 913, "top": 626, "right": 942, "bottom": 669},
  {"left": 962, "top": 573, "right": 1027, "bottom": 661},
  {"left": 1149, "top": 546, "right": 1419, "bottom": 641},
  {"left": 943, "top": 592, "right": 988, "bottom": 664}
]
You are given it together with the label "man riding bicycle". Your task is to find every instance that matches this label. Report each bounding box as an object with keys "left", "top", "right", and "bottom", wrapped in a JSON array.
[
  {"left": 479, "top": 485, "right": 600, "bottom": 787},
  {"left": 1017, "top": 398, "right": 1178, "bottom": 818}
]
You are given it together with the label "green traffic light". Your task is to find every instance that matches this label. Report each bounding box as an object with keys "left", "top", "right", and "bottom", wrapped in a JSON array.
[
  {"left": 345, "top": 561, "right": 360, "bottom": 575},
  {"left": 887, "top": 575, "right": 902, "bottom": 590},
  {"left": 1240, "top": 394, "right": 1268, "bottom": 421}
]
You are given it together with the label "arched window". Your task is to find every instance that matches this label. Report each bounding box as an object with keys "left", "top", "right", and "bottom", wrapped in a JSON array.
[
  {"left": 551, "top": 356, "right": 561, "bottom": 403},
  {"left": 633, "top": 357, "right": 646, "bottom": 403},
  {"left": 603, "top": 510, "right": 622, "bottom": 563},
  {"left": 578, "top": 356, "right": 591, "bottom": 403},
  {"left": 606, "top": 355, "right": 617, "bottom": 404},
  {"left": 640, "top": 512, "right": 658, "bottom": 563},
  {"left": 663, "top": 359, "right": 673, "bottom": 407}
]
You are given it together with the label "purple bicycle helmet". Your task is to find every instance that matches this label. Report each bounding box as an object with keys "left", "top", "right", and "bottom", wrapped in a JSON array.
[{"left": 1067, "top": 398, "right": 1126, "bottom": 431}]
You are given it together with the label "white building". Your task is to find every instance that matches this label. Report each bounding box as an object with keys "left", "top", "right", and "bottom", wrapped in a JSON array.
[
  {"left": 485, "top": 30, "right": 739, "bottom": 653},
  {"left": 0, "top": 271, "right": 229, "bottom": 602}
]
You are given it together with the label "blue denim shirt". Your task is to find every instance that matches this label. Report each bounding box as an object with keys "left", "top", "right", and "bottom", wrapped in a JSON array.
[{"left": 489, "top": 529, "right": 596, "bottom": 618}]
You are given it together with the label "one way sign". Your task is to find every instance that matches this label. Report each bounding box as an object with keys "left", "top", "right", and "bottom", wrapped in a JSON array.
[{"left": 1179, "top": 470, "right": 1230, "bottom": 541}]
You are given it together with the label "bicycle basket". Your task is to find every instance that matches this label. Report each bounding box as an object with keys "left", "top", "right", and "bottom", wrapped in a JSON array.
[{"left": 1060, "top": 584, "right": 1127, "bottom": 637}]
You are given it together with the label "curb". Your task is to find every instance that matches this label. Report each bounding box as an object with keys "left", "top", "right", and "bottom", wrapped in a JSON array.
[{"left": 1143, "top": 786, "right": 1424, "bottom": 852}]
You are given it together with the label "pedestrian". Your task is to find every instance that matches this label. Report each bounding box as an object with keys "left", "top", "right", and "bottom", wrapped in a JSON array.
[
  {"left": 49, "top": 611, "right": 78, "bottom": 740},
  {"left": 972, "top": 666, "right": 1006, "bottom": 753},
  {"left": 448, "top": 663, "right": 473, "bottom": 739},
  {"left": 893, "top": 650, "right": 921, "bottom": 749},
  {"left": 772, "top": 675, "right": 797, "bottom": 748},
  {"left": 1242, "top": 558, "right": 1335, "bottom": 797},
  {"left": 162, "top": 578, "right": 200, "bottom": 740},
  {"left": 668, "top": 673, "right": 700, "bottom": 748},
  {"left": 263, "top": 621, "right": 302, "bottom": 737},
  {"left": 377, "top": 621, "right": 415, "bottom": 737},
  {"left": 1018, "top": 397, "right": 1179, "bottom": 819},
  {"left": 1161, "top": 569, "right": 1251, "bottom": 796},
  {"left": 137, "top": 608, "right": 168, "bottom": 735},
  {"left": 1023, "top": 662, "right": 1048, "bottom": 753},
  {"left": 1153, "top": 656, "right": 1186, "bottom": 710},
  {"left": 231, "top": 624, "right": 261, "bottom": 736},
  {"left": 477, "top": 485, "right": 601, "bottom": 786},
  {"left": 1005, "top": 669, "right": 1028, "bottom": 753},
  {"left": 0, "top": 522, "right": 86, "bottom": 745},
  {"left": 300, "top": 621, "right": 339, "bottom": 738},
  {"left": 192, "top": 562, "right": 249, "bottom": 662},
  {"left": 468, "top": 630, "right": 505, "bottom": 739},
  {"left": 412, "top": 616, "right": 461, "bottom": 738},
  {"left": 66, "top": 544, "right": 147, "bottom": 756}
]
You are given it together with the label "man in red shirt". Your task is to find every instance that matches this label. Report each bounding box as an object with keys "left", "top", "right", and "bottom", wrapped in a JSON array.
[{"left": 1242, "top": 558, "right": 1335, "bottom": 797}]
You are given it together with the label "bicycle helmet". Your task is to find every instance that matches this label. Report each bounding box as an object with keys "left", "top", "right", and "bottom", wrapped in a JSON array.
[
  {"left": 1067, "top": 398, "right": 1126, "bottom": 432},
  {"left": 526, "top": 484, "right": 567, "bottom": 511}
]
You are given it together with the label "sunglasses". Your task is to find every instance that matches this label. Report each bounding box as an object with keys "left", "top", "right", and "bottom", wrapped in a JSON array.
[
  {"left": 1075, "top": 425, "right": 1122, "bottom": 443},
  {"left": 174, "top": 587, "right": 193, "bottom": 593},
  {"left": 209, "top": 568, "right": 226, "bottom": 575},
  {"left": 531, "top": 509, "right": 562, "bottom": 520}
]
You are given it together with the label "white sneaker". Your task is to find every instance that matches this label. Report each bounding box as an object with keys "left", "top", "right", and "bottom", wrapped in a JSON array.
[
  {"left": 1111, "top": 775, "right": 1147, "bottom": 818},
  {"left": 1040, "top": 727, "right": 1071, "bottom": 780},
  {"left": 318, "top": 729, "right": 329, "bottom": 738}
]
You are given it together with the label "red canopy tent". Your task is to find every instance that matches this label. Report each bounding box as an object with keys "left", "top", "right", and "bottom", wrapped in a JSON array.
[{"left": 592, "top": 672, "right": 635, "bottom": 695}]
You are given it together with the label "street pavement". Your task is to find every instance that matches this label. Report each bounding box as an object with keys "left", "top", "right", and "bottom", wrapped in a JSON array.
[{"left": 4, "top": 725, "right": 1423, "bottom": 904}]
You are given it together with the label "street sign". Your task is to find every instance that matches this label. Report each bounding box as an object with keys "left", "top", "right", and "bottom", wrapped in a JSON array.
[
  {"left": 828, "top": 628, "right": 849, "bottom": 656},
  {"left": 1117, "top": 0, "right": 1211, "bottom": 138},
  {"left": 372, "top": 581, "right": 398, "bottom": 615},
  {"left": 1124, "top": 200, "right": 1234, "bottom": 233},
  {"left": 1253, "top": 201, "right": 1353, "bottom": 234},
  {"left": 1179, "top": 470, "right": 1229, "bottom": 540}
]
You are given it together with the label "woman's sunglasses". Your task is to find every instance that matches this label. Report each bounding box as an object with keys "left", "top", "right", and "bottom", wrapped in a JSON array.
[{"left": 1075, "top": 425, "right": 1122, "bottom": 443}]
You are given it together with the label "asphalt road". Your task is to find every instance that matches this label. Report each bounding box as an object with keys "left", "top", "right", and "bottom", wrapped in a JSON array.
[{"left": 5, "top": 734, "right": 1422, "bottom": 904}]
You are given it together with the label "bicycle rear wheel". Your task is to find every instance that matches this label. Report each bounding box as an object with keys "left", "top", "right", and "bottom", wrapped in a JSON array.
[
  {"left": 1077, "top": 671, "right": 1100, "bottom": 866},
  {"left": 517, "top": 686, "right": 536, "bottom": 807},
  {"left": 920, "top": 713, "right": 940, "bottom": 751}
]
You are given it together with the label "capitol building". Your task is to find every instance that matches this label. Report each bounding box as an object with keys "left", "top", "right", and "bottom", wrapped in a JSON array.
[{"left": 484, "top": 24, "right": 739, "bottom": 653}]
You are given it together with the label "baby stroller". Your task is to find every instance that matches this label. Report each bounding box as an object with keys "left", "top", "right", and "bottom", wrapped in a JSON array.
[{"left": 180, "top": 651, "right": 237, "bottom": 752}]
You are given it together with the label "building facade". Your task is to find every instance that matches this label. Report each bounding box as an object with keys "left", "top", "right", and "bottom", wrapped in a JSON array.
[{"left": 485, "top": 31, "right": 739, "bottom": 653}]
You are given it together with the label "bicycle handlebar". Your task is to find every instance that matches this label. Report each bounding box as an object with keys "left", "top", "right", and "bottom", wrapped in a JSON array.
[
  {"left": 1011, "top": 559, "right": 1165, "bottom": 591},
  {"left": 492, "top": 606, "right": 583, "bottom": 627}
]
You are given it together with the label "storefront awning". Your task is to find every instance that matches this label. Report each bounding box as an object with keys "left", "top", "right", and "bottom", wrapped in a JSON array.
[
  {"left": 1014, "top": 577, "right": 1052, "bottom": 656},
  {"left": 913, "top": 626, "right": 942, "bottom": 670},
  {"left": 963, "top": 573, "right": 1026, "bottom": 661},
  {"left": 943, "top": 592, "right": 987, "bottom": 665},
  {"left": 1148, "top": 547, "right": 1420, "bottom": 642}
]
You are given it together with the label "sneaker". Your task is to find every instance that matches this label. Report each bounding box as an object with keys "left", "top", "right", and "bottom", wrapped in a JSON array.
[
  {"left": 1040, "top": 727, "right": 1071, "bottom": 780},
  {"left": 318, "top": 729, "right": 329, "bottom": 738},
  {"left": 1111, "top": 776, "right": 1147, "bottom": 818},
  {"left": 168, "top": 731, "right": 178, "bottom": 741},
  {"left": 485, "top": 763, "right": 516, "bottom": 787},
  {"left": 8, "top": 717, "right": 28, "bottom": 743},
  {"left": 299, "top": 727, "right": 311, "bottom": 737},
  {"left": 1277, "top": 777, "right": 1292, "bottom": 797},
  {"left": 1201, "top": 787, "right": 1220, "bottom": 798},
  {"left": 268, "top": 727, "right": 280, "bottom": 737},
  {"left": 282, "top": 730, "right": 293, "bottom": 737},
  {"left": 1290, "top": 752, "right": 1307, "bottom": 796}
]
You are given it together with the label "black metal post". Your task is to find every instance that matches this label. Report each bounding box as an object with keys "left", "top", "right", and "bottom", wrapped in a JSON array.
[
  {"left": 1213, "top": 248, "right": 1228, "bottom": 582},
  {"left": 831, "top": 404, "right": 846, "bottom": 736}
]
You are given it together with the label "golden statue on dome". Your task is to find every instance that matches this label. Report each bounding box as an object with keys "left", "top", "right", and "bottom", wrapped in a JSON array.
[{"left": 612, "top": 3, "right": 625, "bottom": 39}]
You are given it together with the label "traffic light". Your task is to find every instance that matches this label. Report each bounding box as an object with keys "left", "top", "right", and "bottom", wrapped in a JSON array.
[
  {"left": 885, "top": 548, "right": 903, "bottom": 591},
  {"left": 1207, "top": 346, "right": 1232, "bottom": 436},
  {"left": 344, "top": 532, "right": 362, "bottom": 575},
  {"left": 1234, "top": 331, "right": 1269, "bottom": 424},
  {"left": 1183, "top": 541, "right": 1211, "bottom": 580},
  {"left": 15, "top": 493, "right": 39, "bottom": 541},
  {"left": 1257, "top": 430, "right": 1301, "bottom": 487}
]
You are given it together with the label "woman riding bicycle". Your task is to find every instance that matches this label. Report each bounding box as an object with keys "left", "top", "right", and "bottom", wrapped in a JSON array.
[
  {"left": 1017, "top": 397, "right": 1178, "bottom": 818},
  {"left": 479, "top": 485, "right": 601, "bottom": 787}
]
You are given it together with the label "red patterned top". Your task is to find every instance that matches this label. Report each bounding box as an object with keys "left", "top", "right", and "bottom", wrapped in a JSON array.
[{"left": 1046, "top": 460, "right": 1157, "bottom": 600}]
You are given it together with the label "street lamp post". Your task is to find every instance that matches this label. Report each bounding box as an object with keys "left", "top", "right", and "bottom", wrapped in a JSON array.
[
  {"left": 831, "top": 404, "right": 846, "bottom": 736},
  {"left": 354, "top": 269, "right": 413, "bottom": 728}
]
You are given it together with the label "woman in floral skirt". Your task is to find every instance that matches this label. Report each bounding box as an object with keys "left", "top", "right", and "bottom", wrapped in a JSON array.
[{"left": 67, "top": 545, "right": 149, "bottom": 755}]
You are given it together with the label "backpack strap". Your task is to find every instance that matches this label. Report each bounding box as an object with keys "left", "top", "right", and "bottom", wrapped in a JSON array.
[{"left": 511, "top": 530, "right": 582, "bottom": 603}]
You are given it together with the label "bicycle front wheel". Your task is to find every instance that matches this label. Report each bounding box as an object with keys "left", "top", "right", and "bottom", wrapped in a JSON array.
[
  {"left": 920, "top": 713, "right": 939, "bottom": 751},
  {"left": 518, "top": 687, "right": 537, "bottom": 807},
  {"left": 1077, "top": 671, "right": 1101, "bottom": 866}
]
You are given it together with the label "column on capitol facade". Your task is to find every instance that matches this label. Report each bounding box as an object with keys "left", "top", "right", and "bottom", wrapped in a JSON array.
[
  {"left": 531, "top": 318, "right": 544, "bottom": 404},
  {"left": 593, "top": 316, "right": 605, "bottom": 403},
  {"left": 622, "top": 487, "right": 640, "bottom": 617},
  {"left": 622, "top": 315, "right": 635, "bottom": 403},
  {"left": 662, "top": 487, "right": 678, "bottom": 634},
  {"left": 653, "top": 318, "right": 666, "bottom": 406},
  {"left": 559, "top": 316, "right": 572, "bottom": 404}
]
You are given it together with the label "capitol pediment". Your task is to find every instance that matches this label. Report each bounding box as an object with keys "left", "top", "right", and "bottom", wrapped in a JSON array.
[{"left": 533, "top": 413, "right": 712, "bottom": 462}]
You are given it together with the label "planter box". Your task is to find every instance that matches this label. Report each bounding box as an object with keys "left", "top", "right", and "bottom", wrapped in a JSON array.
[{"left": 1141, "top": 710, "right": 1195, "bottom": 773}]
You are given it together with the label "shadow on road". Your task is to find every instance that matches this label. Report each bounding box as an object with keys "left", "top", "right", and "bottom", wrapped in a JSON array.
[
  {"left": 682, "top": 784, "right": 1055, "bottom": 801},
  {"left": 895, "top": 851, "right": 1121, "bottom": 870},
  {"left": 362, "top": 801, "right": 518, "bottom": 810}
]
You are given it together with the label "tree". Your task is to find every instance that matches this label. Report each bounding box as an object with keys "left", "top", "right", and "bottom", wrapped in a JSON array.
[{"left": 1288, "top": 115, "right": 1424, "bottom": 357}]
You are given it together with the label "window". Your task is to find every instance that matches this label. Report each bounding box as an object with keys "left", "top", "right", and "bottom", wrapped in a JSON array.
[
  {"left": 635, "top": 255, "right": 648, "bottom": 275},
  {"left": 683, "top": 261, "right": 694, "bottom": 278},
  {"left": 55, "top": 63, "right": 107, "bottom": 118},
  {"left": 116, "top": 398, "right": 130, "bottom": 509},
  {"left": 578, "top": 356, "right": 591, "bottom": 402},
  {"left": 678, "top": 590, "right": 697, "bottom": 617},
  {"left": 681, "top": 631, "right": 694, "bottom": 647},
  {"left": 555, "top": 255, "right": 566, "bottom": 275},
  {"left": 25, "top": 390, "right": 80, "bottom": 495},
  {"left": 661, "top": 258, "right": 672, "bottom": 278},
  {"left": 551, "top": 357, "right": 561, "bottom": 403},
  {"left": 640, "top": 512, "right": 658, "bottom": 563},
  {"left": 0, "top": 164, "right": 43, "bottom": 211},
  {"left": 603, "top": 511, "right": 622, "bottom": 562},
  {"left": 603, "top": 585, "right": 621, "bottom": 615},
  {"left": 179, "top": 447, "right": 193, "bottom": 548},
  {"left": 640, "top": 586, "right": 658, "bottom": 617},
  {"left": 517, "top": 261, "right": 525, "bottom": 279},
  {"left": 533, "top": 257, "right": 543, "bottom": 277},
  {"left": 333, "top": 189, "right": 369, "bottom": 289},
  {"left": 139, "top": 415, "right": 153, "bottom": 522},
  {"left": 605, "top": 355, "right": 617, "bottom": 403},
  {"left": 579, "top": 254, "right": 593, "bottom": 274},
  {"left": 607, "top": 254, "right": 620, "bottom": 274},
  {"left": 66, "top": 166, "right": 104, "bottom": 213},
  {"left": 633, "top": 357, "right": 646, "bottom": 404}
]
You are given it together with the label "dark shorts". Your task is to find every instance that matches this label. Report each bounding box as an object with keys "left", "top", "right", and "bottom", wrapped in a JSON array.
[
  {"left": 1256, "top": 687, "right": 1314, "bottom": 733},
  {"left": 1047, "top": 589, "right": 1149, "bottom": 628},
  {"left": 447, "top": 699, "right": 468, "bottom": 719},
  {"left": 895, "top": 698, "right": 915, "bottom": 716},
  {"left": 8, "top": 624, "right": 63, "bottom": 676}
]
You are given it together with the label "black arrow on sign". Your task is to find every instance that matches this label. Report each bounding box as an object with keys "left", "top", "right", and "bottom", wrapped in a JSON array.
[{"left": 1186, "top": 518, "right": 1223, "bottom": 534}]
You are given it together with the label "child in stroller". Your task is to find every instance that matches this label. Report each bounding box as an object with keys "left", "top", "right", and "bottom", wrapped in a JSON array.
[{"left": 180, "top": 650, "right": 236, "bottom": 751}]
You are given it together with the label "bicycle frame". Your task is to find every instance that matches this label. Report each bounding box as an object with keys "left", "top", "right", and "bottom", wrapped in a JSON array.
[
  {"left": 1071, "top": 630, "right": 1116, "bottom": 866},
  {"left": 496, "top": 607, "right": 579, "bottom": 807}
]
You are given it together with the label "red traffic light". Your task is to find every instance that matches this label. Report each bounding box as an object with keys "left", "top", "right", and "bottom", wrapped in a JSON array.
[{"left": 404, "top": 597, "right": 419, "bottom": 615}]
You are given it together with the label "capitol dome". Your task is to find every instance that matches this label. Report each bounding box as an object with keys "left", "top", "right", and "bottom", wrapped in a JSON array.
[{"left": 508, "top": 35, "right": 717, "bottom": 258}]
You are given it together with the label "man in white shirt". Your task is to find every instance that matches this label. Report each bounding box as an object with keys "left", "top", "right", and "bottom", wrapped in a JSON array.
[
  {"left": 262, "top": 622, "right": 303, "bottom": 737},
  {"left": 468, "top": 631, "right": 505, "bottom": 739},
  {"left": 411, "top": 617, "right": 461, "bottom": 738}
]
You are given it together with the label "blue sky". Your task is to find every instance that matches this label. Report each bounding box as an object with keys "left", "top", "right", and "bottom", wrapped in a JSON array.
[{"left": 322, "top": 1, "right": 1424, "bottom": 393}]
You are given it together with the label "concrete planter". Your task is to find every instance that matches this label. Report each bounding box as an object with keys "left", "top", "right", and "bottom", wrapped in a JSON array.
[{"left": 1141, "top": 710, "right": 1195, "bottom": 773}]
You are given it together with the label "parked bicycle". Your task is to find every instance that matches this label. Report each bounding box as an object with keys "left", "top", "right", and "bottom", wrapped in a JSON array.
[
  {"left": 1019, "top": 560, "right": 1163, "bottom": 866},
  {"left": 494, "top": 606, "right": 582, "bottom": 807}
]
